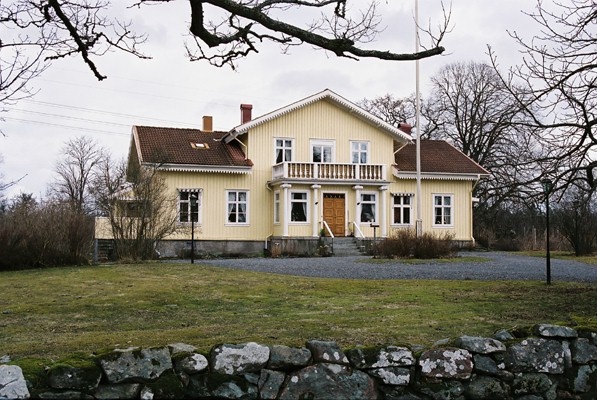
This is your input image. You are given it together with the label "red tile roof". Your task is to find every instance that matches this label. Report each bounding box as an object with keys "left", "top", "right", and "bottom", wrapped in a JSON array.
[
  {"left": 394, "top": 140, "right": 489, "bottom": 175},
  {"left": 133, "top": 126, "right": 253, "bottom": 167}
]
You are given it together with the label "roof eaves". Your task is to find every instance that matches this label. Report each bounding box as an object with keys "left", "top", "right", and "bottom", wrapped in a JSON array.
[
  {"left": 145, "top": 162, "right": 253, "bottom": 174},
  {"left": 446, "top": 143, "right": 490, "bottom": 175},
  {"left": 392, "top": 168, "right": 490, "bottom": 181}
]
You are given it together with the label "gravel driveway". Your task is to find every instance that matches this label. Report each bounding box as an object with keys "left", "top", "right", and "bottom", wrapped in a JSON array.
[{"left": 197, "top": 251, "right": 596, "bottom": 282}]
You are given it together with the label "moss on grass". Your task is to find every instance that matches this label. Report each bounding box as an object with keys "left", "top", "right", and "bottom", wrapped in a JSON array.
[
  {"left": 1, "top": 262, "right": 595, "bottom": 361},
  {"left": 10, "top": 357, "right": 51, "bottom": 389}
]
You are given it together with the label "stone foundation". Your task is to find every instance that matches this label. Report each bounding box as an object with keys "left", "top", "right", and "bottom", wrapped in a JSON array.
[
  {"left": 266, "top": 237, "right": 322, "bottom": 257},
  {"left": 157, "top": 239, "right": 265, "bottom": 259},
  {"left": 2, "top": 324, "right": 597, "bottom": 399}
]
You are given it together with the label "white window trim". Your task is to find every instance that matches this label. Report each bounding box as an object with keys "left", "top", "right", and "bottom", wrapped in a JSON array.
[
  {"left": 391, "top": 194, "right": 413, "bottom": 227},
  {"left": 289, "top": 190, "right": 310, "bottom": 224},
  {"left": 273, "top": 190, "right": 280, "bottom": 224},
  {"left": 350, "top": 140, "right": 370, "bottom": 164},
  {"left": 432, "top": 193, "right": 454, "bottom": 228},
  {"left": 178, "top": 189, "right": 203, "bottom": 225},
  {"left": 310, "top": 139, "right": 335, "bottom": 163},
  {"left": 359, "top": 191, "right": 378, "bottom": 224},
  {"left": 274, "top": 137, "right": 294, "bottom": 164},
  {"left": 225, "top": 189, "right": 250, "bottom": 226}
]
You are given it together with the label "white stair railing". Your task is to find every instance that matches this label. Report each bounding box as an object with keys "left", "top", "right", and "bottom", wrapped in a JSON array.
[
  {"left": 351, "top": 221, "right": 365, "bottom": 239},
  {"left": 322, "top": 220, "right": 335, "bottom": 238}
]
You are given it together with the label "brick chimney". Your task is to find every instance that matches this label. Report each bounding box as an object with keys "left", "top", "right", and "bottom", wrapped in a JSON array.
[
  {"left": 240, "top": 104, "right": 253, "bottom": 124},
  {"left": 398, "top": 123, "right": 413, "bottom": 136},
  {"left": 202, "top": 115, "right": 213, "bottom": 132}
]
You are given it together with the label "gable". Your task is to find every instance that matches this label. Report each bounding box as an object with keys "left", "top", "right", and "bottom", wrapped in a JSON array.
[{"left": 225, "top": 89, "right": 413, "bottom": 144}]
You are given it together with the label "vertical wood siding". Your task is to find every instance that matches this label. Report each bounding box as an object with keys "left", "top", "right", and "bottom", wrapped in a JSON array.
[
  {"left": 388, "top": 179, "right": 474, "bottom": 241},
  {"left": 246, "top": 100, "right": 398, "bottom": 178}
]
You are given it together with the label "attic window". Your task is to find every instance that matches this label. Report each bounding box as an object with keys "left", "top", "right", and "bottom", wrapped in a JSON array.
[{"left": 190, "top": 142, "right": 209, "bottom": 149}]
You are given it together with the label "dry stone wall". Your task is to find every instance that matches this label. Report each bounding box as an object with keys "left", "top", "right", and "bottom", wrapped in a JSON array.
[{"left": 2, "top": 324, "right": 597, "bottom": 399}]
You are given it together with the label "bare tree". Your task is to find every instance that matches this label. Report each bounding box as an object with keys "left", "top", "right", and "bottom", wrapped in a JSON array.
[
  {"left": 52, "top": 136, "right": 105, "bottom": 214},
  {"left": 358, "top": 94, "right": 418, "bottom": 129},
  {"left": 0, "top": 45, "right": 47, "bottom": 118},
  {"left": 425, "top": 62, "right": 541, "bottom": 206},
  {"left": 552, "top": 181, "right": 597, "bottom": 256},
  {"left": 424, "top": 62, "right": 547, "bottom": 247},
  {"left": 490, "top": 0, "right": 597, "bottom": 192},
  {"left": 92, "top": 156, "right": 179, "bottom": 260},
  {"left": 50, "top": 136, "right": 104, "bottom": 262}
]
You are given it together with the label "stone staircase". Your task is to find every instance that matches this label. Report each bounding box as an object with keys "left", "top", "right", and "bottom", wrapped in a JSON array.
[{"left": 331, "top": 236, "right": 365, "bottom": 256}]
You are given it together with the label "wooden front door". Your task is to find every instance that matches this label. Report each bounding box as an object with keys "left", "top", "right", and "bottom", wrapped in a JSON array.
[{"left": 323, "top": 194, "right": 345, "bottom": 237}]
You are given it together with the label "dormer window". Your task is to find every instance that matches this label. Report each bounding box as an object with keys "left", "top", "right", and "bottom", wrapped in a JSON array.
[{"left": 191, "top": 142, "right": 209, "bottom": 149}]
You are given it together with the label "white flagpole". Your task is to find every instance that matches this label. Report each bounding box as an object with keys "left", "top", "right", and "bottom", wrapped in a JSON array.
[{"left": 415, "top": 0, "right": 423, "bottom": 236}]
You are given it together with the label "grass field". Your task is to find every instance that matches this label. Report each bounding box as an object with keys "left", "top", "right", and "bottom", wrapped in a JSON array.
[
  {"left": 519, "top": 250, "right": 597, "bottom": 265},
  {"left": 0, "top": 261, "right": 596, "bottom": 363}
]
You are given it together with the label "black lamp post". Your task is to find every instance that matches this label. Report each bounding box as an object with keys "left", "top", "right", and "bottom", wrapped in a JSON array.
[
  {"left": 190, "top": 193, "right": 197, "bottom": 264},
  {"left": 572, "top": 199, "right": 580, "bottom": 256},
  {"left": 541, "top": 178, "right": 552, "bottom": 285}
]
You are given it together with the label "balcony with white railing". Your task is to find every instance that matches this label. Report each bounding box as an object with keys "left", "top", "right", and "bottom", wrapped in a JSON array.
[{"left": 272, "top": 162, "right": 386, "bottom": 182}]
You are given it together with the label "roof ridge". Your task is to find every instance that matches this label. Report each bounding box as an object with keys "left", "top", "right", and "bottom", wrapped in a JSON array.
[{"left": 134, "top": 125, "right": 228, "bottom": 134}]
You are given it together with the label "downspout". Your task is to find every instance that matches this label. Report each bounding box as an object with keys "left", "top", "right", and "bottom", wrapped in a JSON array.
[
  {"left": 393, "top": 143, "right": 408, "bottom": 155},
  {"left": 472, "top": 174, "right": 482, "bottom": 190}
]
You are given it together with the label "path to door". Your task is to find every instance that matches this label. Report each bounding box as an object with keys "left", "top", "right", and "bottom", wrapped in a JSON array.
[{"left": 196, "top": 251, "right": 596, "bottom": 282}]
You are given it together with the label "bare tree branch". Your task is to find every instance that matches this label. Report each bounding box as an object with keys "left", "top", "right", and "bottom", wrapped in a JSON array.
[
  {"left": 1, "top": 0, "right": 450, "bottom": 115},
  {"left": 491, "top": 0, "right": 597, "bottom": 191},
  {"left": 187, "top": 0, "right": 447, "bottom": 68}
]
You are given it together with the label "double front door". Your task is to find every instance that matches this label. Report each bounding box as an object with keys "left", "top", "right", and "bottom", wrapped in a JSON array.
[{"left": 323, "top": 193, "right": 345, "bottom": 237}]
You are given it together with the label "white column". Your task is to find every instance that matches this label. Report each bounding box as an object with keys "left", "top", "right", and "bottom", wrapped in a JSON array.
[
  {"left": 311, "top": 184, "right": 321, "bottom": 237},
  {"left": 380, "top": 185, "right": 389, "bottom": 237},
  {"left": 353, "top": 185, "right": 363, "bottom": 225},
  {"left": 281, "top": 183, "right": 292, "bottom": 237}
]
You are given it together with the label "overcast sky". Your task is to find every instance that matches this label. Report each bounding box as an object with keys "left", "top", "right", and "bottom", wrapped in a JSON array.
[{"left": 1, "top": 0, "right": 537, "bottom": 199}]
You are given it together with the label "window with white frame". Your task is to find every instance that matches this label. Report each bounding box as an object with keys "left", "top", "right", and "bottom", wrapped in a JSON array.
[
  {"left": 433, "top": 194, "right": 453, "bottom": 226},
  {"left": 226, "top": 190, "right": 249, "bottom": 224},
  {"left": 360, "top": 193, "right": 377, "bottom": 223},
  {"left": 351, "top": 141, "right": 369, "bottom": 164},
  {"left": 273, "top": 191, "right": 280, "bottom": 224},
  {"left": 275, "top": 138, "right": 293, "bottom": 164},
  {"left": 290, "top": 191, "right": 308, "bottom": 222},
  {"left": 179, "top": 189, "right": 201, "bottom": 223},
  {"left": 392, "top": 194, "right": 412, "bottom": 225},
  {"left": 311, "top": 140, "right": 334, "bottom": 163}
]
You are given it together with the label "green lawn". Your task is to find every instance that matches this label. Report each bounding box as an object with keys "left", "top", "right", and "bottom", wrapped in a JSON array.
[{"left": 0, "top": 262, "right": 595, "bottom": 362}]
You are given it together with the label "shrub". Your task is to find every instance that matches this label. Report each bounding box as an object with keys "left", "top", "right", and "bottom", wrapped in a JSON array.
[
  {"left": 0, "top": 196, "right": 94, "bottom": 270},
  {"left": 373, "top": 229, "right": 456, "bottom": 259},
  {"left": 373, "top": 229, "right": 413, "bottom": 258}
]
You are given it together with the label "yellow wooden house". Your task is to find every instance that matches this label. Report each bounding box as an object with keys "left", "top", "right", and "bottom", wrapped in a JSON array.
[{"left": 96, "top": 89, "right": 489, "bottom": 257}]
